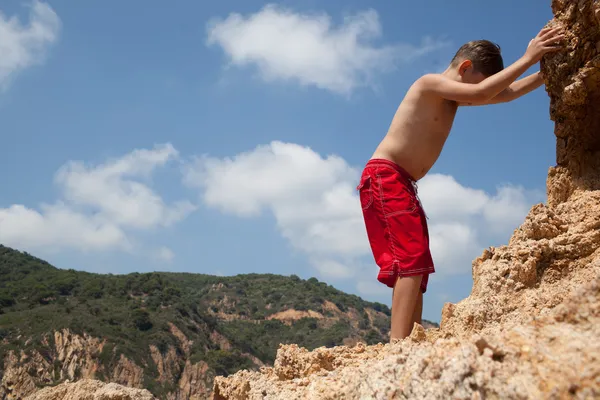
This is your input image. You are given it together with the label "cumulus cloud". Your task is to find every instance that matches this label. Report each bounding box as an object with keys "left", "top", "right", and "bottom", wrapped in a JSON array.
[
  {"left": 0, "top": 203, "right": 128, "bottom": 252},
  {"left": 0, "top": 0, "right": 60, "bottom": 89},
  {"left": 156, "top": 246, "right": 175, "bottom": 263},
  {"left": 55, "top": 144, "right": 194, "bottom": 229},
  {"left": 312, "top": 258, "right": 357, "bottom": 280},
  {"left": 206, "top": 5, "right": 448, "bottom": 95},
  {"left": 184, "top": 141, "right": 543, "bottom": 295},
  {"left": 0, "top": 144, "right": 195, "bottom": 254},
  {"left": 183, "top": 142, "right": 368, "bottom": 266}
]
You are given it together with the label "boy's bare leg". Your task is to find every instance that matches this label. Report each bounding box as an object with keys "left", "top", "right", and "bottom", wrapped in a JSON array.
[
  {"left": 390, "top": 275, "right": 423, "bottom": 340},
  {"left": 412, "top": 290, "right": 423, "bottom": 326}
]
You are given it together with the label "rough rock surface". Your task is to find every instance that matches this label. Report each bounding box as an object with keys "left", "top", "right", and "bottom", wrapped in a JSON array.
[
  {"left": 24, "top": 379, "right": 156, "bottom": 400},
  {"left": 213, "top": 275, "right": 599, "bottom": 399},
  {"left": 0, "top": 328, "right": 213, "bottom": 400},
  {"left": 212, "top": 1, "right": 600, "bottom": 399},
  {"left": 541, "top": 0, "right": 600, "bottom": 206},
  {"left": 0, "top": 329, "right": 120, "bottom": 400}
]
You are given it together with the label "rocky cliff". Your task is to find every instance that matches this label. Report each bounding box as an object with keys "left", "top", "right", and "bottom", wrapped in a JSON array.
[
  {"left": 1, "top": 328, "right": 213, "bottom": 400},
  {"left": 212, "top": 1, "right": 600, "bottom": 399}
]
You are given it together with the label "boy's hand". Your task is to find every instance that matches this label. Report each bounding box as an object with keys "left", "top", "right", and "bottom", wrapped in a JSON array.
[{"left": 524, "top": 26, "right": 565, "bottom": 63}]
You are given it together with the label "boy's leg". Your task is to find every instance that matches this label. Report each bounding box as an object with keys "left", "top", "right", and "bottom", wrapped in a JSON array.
[
  {"left": 390, "top": 274, "right": 423, "bottom": 340},
  {"left": 356, "top": 161, "right": 434, "bottom": 340},
  {"left": 412, "top": 290, "right": 423, "bottom": 326}
]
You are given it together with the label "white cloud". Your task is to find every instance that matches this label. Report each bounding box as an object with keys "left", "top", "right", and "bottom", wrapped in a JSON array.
[
  {"left": 55, "top": 144, "right": 195, "bottom": 229},
  {"left": 428, "top": 222, "right": 480, "bottom": 274},
  {"left": 356, "top": 280, "right": 387, "bottom": 296},
  {"left": 184, "top": 141, "right": 543, "bottom": 295},
  {"left": 0, "top": 203, "right": 128, "bottom": 252},
  {"left": 206, "top": 5, "right": 448, "bottom": 95},
  {"left": 0, "top": 144, "right": 195, "bottom": 254},
  {"left": 482, "top": 185, "right": 539, "bottom": 233},
  {"left": 156, "top": 246, "right": 175, "bottom": 263},
  {"left": 311, "top": 258, "right": 356, "bottom": 279},
  {"left": 183, "top": 142, "right": 368, "bottom": 263},
  {"left": 416, "top": 174, "right": 489, "bottom": 221},
  {"left": 0, "top": 0, "right": 60, "bottom": 89}
]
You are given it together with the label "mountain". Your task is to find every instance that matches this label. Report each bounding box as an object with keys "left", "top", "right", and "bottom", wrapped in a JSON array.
[{"left": 0, "top": 245, "right": 437, "bottom": 399}]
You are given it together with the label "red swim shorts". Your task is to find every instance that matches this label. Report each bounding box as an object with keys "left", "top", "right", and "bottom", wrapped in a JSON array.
[{"left": 357, "top": 158, "right": 435, "bottom": 293}]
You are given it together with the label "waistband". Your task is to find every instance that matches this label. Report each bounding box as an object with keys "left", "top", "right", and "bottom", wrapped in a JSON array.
[
  {"left": 365, "top": 158, "right": 417, "bottom": 183},
  {"left": 365, "top": 158, "right": 426, "bottom": 218}
]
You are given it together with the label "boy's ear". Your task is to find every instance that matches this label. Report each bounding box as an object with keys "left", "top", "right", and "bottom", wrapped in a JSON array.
[{"left": 458, "top": 60, "right": 473, "bottom": 76}]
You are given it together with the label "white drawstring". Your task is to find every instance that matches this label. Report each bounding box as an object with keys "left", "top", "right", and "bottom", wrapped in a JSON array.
[{"left": 411, "top": 180, "right": 428, "bottom": 220}]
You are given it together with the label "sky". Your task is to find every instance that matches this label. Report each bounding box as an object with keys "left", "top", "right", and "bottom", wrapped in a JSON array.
[{"left": 0, "top": 0, "right": 558, "bottom": 322}]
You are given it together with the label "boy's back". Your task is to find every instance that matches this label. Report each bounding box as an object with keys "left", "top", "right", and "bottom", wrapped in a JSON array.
[
  {"left": 372, "top": 79, "right": 459, "bottom": 181},
  {"left": 357, "top": 26, "right": 564, "bottom": 341}
]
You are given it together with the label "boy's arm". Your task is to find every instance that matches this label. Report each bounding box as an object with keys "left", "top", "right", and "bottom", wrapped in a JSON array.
[
  {"left": 457, "top": 71, "right": 544, "bottom": 106},
  {"left": 418, "top": 55, "right": 536, "bottom": 104},
  {"left": 417, "top": 26, "right": 563, "bottom": 104}
]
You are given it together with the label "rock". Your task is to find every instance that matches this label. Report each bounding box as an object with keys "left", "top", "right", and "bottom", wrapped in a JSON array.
[
  {"left": 211, "top": 273, "right": 600, "bottom": 399},
  {"left": 24, "top": 379, "right": 156, "bottom": 400},
  {"left": 408, "top": 323, "right": 426, "bottom": 342},
  {"left": 0, "top": 329, "right": 146, "bottom": 400},
  {"left": 1, "top": 326, "right": 213, "bottom": 400},
  {"left": 541, "top": 0, "right": 600, "bottom": 206},
  {"left": 211, "top": 1, "right": 600, "bottom": 398}
]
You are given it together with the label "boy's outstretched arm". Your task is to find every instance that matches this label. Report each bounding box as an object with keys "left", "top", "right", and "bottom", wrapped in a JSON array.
[
  {"left": 458, "top": 71, "right": 544, "bottom": 106},
  {"left": 416, "top": 26, "right": 563, "bottom": 104}
]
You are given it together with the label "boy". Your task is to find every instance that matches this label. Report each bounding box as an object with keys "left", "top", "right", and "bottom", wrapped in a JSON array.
[{"left": 357, "top": 25, "right": 564, "bottom": 340}]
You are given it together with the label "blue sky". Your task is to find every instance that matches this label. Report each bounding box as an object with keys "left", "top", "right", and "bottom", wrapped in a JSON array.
[{"left": 0, "top": 0, "right": 557, "bottom": 322}]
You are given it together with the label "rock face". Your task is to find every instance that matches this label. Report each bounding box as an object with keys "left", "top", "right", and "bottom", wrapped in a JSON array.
[
  {"left": 542, "top": 0, "right": 600, "bottom": 206},
  {"left": 24, "top": 379, "right": 156, "bottom": 400},
  {"left": 0, "top": 328, "right": 213, "bottom": 400},
  {"left": 212, "top": 1, "right": 600, "bottom": 399},
  {"left": 0, "top": 330, "right": 116, "bottom": 400},
  {"left": 213, "top": 276, "right": 599, "bottom": 399}
]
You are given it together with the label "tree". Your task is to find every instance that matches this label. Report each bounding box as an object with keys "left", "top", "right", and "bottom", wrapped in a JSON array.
[
  {"left": 132, "top": 309, "right": 153, "bottom": 331},
  {"left": 0, "top": 291, "right": 15, "bottom": 307}
]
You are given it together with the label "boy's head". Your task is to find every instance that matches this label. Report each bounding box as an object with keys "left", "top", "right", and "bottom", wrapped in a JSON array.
[{"left": 449, "top": 40, "right": 504, "bottom": 83}]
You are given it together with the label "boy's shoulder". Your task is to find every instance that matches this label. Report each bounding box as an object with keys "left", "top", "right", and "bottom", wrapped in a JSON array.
[
  {"left": 415, "top": 73, "right": 450, "bottom": 87},
  {"left": 406, "top": 73, "right": 449, "bottom": 99}
]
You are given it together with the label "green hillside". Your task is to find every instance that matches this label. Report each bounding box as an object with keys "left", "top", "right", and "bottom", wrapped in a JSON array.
[{"left": 0, "top": 245, "right": 437, "bottom": 397}]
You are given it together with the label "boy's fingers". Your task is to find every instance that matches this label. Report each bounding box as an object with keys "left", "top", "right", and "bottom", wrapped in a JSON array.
[
  {"left": 541, "top": 30, "right": 564, "bottom": 41},
  {"left": 540, "top": 29, "right": 562, "bottom": 41},
  {"left": 543, "top": 44, "right": 564, "bottom": 53},
  {"left": 538, "top": 26, "right": 555, "bottom": 37},
  {"left": 542, "top": 34, "right": 565, "bottom": 45},
  {"left": 540, "top": 26, "right": 562, "bottom": 38}
]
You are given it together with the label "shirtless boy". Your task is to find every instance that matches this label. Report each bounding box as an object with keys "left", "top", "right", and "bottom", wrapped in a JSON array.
[{"left": 357, "top": 26, "right": 564, "bottom": 340}]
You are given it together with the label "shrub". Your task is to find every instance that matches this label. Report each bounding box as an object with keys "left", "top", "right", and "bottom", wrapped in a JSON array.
[
  {"left": 205, "top": 350, "right": 253, "bottom": 377},
  {"left": 132, "top": 309, "right": 152, "bottom": 331},
  {"left": 0, "top": 292, "right": 15, "bottom": 307}
]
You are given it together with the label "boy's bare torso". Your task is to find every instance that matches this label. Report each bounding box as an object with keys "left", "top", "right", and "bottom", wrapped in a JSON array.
[{"left": 372, "top": 78, "right": 458, "bottom": 181}]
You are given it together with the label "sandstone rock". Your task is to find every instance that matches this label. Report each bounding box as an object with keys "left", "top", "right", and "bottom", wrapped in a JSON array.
[
  {"left": 442, "top": 189, "right": 600, "bottom": 338},
  {"left": 541, "top": 0, "right": 600, "bottom": 206},
  {"left": 212, "top": 274, "right": 600, "bottom": 399},
  {"left": 1, "top": 327, "right": 212, "bottom": 400},
  {"left": 24, "top": 379, "right": 156, "bottom": 400},
  {"left": 212, "top": 1, "right": 600, "bottom": 398}
]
